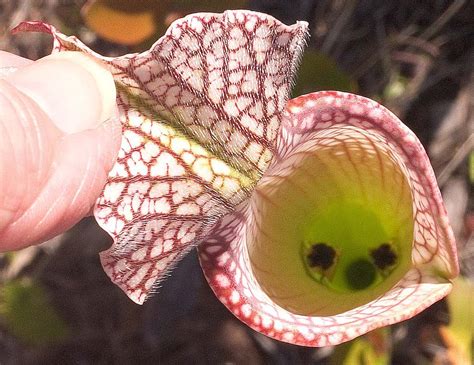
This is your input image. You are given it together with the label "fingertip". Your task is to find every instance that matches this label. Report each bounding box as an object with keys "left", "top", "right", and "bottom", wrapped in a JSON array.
[
  {"left": 6, "top": 51, "right": 116, "bottom": 135},
  {"left": 45, "top": 52, "right": 117, "bottom": 125}
]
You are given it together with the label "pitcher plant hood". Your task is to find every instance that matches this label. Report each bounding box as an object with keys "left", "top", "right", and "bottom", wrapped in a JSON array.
[{"left": 13, "top": 9, "right": 458, "bottom": 346}]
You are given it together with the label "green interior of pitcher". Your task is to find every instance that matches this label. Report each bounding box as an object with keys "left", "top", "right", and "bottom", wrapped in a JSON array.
[{"left": 248, "top": 131, "right": 414, "bottom": 316}]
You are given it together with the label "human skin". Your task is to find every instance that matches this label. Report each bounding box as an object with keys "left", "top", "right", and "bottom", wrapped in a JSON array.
[{"left": 0, "top": 51, "right": 121, "bottom": 251}]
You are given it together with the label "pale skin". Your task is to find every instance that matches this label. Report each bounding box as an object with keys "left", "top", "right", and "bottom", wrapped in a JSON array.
[{"left": 0, "top": 51, "right": 121, "bottom": 251}]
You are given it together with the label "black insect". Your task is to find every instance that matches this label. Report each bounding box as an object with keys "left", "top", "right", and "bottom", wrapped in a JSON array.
[
  {"left": 306, "top": 243, "right": 337, "bottom": 270},
  {"left": 370, "top": 243, "right": 397, "bottom": 270}
]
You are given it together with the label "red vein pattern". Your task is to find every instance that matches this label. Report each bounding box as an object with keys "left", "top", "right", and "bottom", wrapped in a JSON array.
[
  {"left": 14, "top": 12, "right": 308, "bottom": 303},
  {"left": 15, "top": 17, "right": 458, "bottom": 346},
  {"left": 199, "top": 91, "right": 458, "bottom": 346},
  {"left": 279, "top": 92, "right": 457, "bottom": 274}
]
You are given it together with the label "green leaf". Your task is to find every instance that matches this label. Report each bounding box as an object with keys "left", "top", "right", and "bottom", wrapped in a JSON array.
[
  {"left": 444, "top": 277, "right": 474, "bottom": 364},
  {"left": 0, "top": 280, "right": 69, "bottom": 345},
  {"left": 332, "top": 329, "right": 389, "bottom": 365},
  {"left": 292, "top": 50, "right": 358, "bottom": 97},
  {"left": 469, "top": 151, "right": 474, "bottom": 183},
  {"left": 383, "top": 74, "right": 409, "bottom": 101}
]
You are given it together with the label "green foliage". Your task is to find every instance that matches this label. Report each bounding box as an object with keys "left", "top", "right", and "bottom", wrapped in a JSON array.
[
  {"left": 383, "top": 74, "right": 409, "bottom": 101},
  {"left": 469, "top": 151, "right": 474, "bottom": 183},
  {"left": 292, "top": 50, "right": 357, "bottom": 97},
  {"left": 445, "top": 277, "right": 474, "bottom": 364},
  {"left": 0, "top": 280, "right": 69, "bottom": 346},
  {"left": 332, "top": 330, "right": 389, "bottom": 365},
  {"left": 1, "top": 251, "right": 15, "bottom": 263}
]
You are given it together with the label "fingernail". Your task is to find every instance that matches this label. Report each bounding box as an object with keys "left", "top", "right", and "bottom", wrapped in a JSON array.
[{"left": 6, "top": 51, "right": 116, "bottom": 134}]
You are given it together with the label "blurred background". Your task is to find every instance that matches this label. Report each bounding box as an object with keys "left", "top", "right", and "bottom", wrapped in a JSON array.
[{"left": 0, "top": 0, "right": 473, "bottom": 364}]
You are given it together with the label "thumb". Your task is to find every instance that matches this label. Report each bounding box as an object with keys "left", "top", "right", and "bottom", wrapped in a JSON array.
[{"left": 0, "top": 51, "right": 121, "bottom": 251}]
